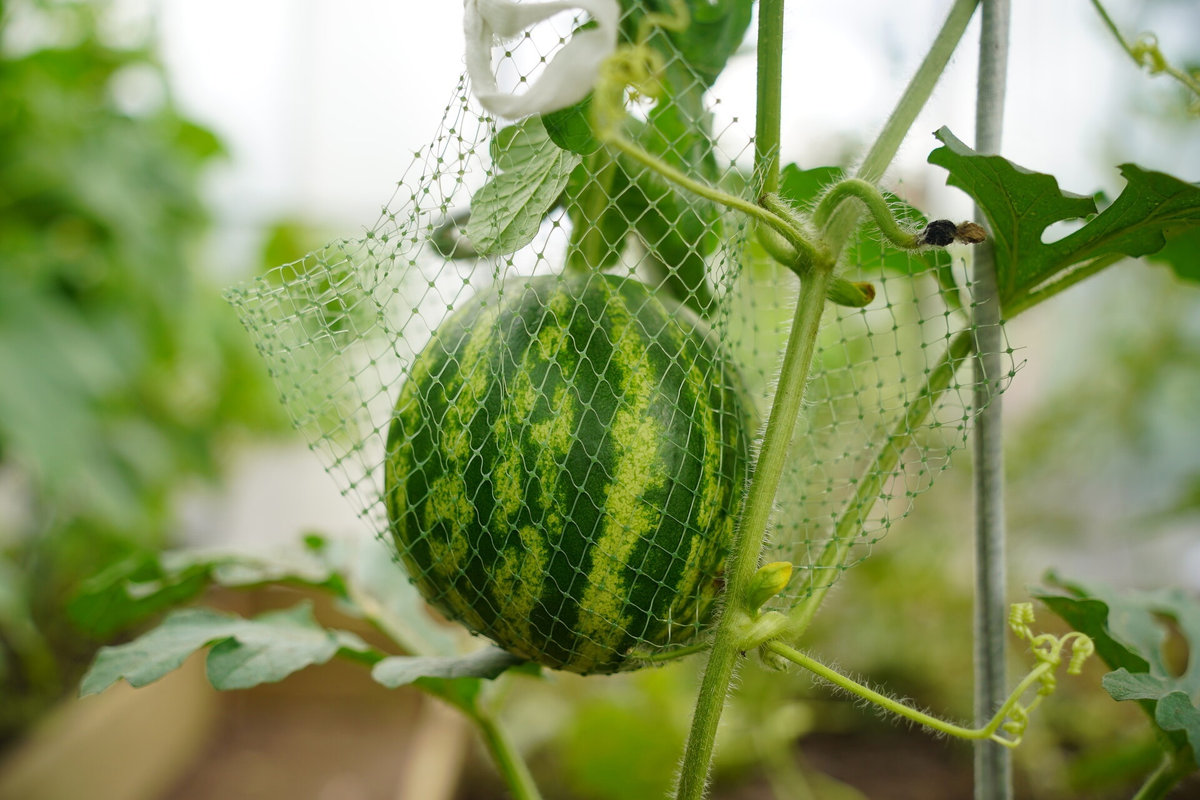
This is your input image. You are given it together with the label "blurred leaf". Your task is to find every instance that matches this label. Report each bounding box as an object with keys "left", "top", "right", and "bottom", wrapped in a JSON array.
[
  {"left": 69, "top": 533, "right": 457, "bottom": 657},
  {"left": 0, "top": 1, "right": 284, "bottom": 742},
  {"left": 466, "top": 117, "right": 581, "bottom": 255},
  {"left": 1147, "top": 225, "right": 1200, "bottom": 284},
  {"left": 1154, "top": 692, "right": 1200, "bottom": 764},
  {"left": 557, "top": 669, "right": 688, "bottom": 800},
  {"left": 0, "top": 556, "right": 60, "bottom": 696},
  {"left": 80, "top": 601, "right": 378, "bottom": 695},
  {"left": 205, "top": 610, "right": 374, "bottom": 691},
  {"left": 1032, "top": 579, "right": 1159, "bottom": 676},
  {"left": 69, "top": 551, "right": 213, "bottom": 639},
  {"left": 69, "top": 545, "right": 341, "bottom": 639},
  {"left": 1103, "top": 670, "right": 1178, "bottom": 701},
  {"left": 928, "top": 127, "right": 1200, "bottom": 315},
  {"left": 562, "top": 701, "right": 681, "bottom": 800},
  {"left": 619, "top": 0, "right": 753, "bottom": 88},
  {"left": 371, "top": 647, "right": 524, "bottom": 689},
  {"left": 1034, "top": 577, "right": 1200, "bottom": 764}
]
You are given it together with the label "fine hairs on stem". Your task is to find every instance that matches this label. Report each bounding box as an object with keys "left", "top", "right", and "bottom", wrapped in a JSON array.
[{"left": 672, "top": 2, "right": 985, "bottom": 798}]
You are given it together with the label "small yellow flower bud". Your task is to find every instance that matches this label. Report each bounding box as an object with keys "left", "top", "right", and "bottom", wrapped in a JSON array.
[{"left": 745, "top": 561, "right": 794, "bottom": 613}]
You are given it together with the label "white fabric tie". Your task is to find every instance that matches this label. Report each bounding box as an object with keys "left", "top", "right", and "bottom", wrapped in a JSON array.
[{"left": 464, "top": 0, "right": 620, "bottom": 119}]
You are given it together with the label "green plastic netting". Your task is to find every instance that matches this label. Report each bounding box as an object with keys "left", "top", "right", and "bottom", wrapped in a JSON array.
[{"left": 226, "top": 2, "right": 1013, "bottom": 671}]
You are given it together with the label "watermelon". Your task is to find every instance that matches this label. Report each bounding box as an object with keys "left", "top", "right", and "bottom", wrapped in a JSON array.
[{"left": 384, "top": 273, "right": 753, "bottom": 674}]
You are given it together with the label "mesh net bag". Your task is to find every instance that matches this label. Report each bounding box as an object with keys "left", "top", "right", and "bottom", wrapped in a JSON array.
[{"left": 226, "top": 0, "right": 1013, "bottom": 673}]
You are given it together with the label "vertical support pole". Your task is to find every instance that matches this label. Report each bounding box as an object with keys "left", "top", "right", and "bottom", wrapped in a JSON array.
[{"left": 972, "top": 1, "right": 1011, "bottom": 799}]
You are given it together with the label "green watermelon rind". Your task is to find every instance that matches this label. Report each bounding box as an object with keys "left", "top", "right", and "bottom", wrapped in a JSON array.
[{"left": 384, "top": 273, "right": 753, "bottom": 674}]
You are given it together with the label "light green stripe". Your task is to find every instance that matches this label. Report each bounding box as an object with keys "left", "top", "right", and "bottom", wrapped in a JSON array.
[
  {"left": 574, "top": 288, "right": 665, "bottom": 667},
  {"left": 666, "top": 533, "right": 706, "bottom": 636},
  {"left": 418, "top": 303, "right": 500, "bottom": 634},
  {"left": 489, "top": 525, "right": 549, "bottom": 653},
  {"left": 687, "top": 356, "right": 722, "bottom": 532}
]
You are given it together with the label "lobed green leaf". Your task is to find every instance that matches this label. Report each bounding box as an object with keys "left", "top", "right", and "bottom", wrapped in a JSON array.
[
  {"left": 1034, "top": 576, "right": 1200, "bottom": 764},
  {"left": 928, "top": 127, "right": 1200, "bottom": 315},
  {"left": 69, "top": 534, "right": 456, "bottom": 657},
  {"left": 79, "top": 601, "right": 378, "bottom": 696}
]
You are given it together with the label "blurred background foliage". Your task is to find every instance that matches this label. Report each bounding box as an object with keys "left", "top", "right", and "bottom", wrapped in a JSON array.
[
  {"left": 0, "top": 0, "right": 1197, "bottom": 798},
  {"left": 0, "top": 0, "right": 284, "bottom": 746}
]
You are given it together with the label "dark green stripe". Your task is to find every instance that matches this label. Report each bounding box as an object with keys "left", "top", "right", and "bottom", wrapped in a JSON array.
[{"left": 386, "top": 273, "right": 752, "bottom": 674}]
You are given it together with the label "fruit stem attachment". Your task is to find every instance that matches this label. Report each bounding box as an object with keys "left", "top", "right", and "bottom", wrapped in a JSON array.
[{"left": 675, "top": 264, "right": 835, "bottom": 800}]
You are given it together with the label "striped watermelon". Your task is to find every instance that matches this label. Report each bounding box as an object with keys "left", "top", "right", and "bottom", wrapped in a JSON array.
[{"left": 384, "top": 273, "right": 753, "bottom": 674}]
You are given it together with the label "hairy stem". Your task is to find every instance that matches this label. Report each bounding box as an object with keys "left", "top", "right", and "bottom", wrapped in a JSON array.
[
  {"left": 823, "top": 0, "right": 980, "bottom": 256},
  {"left": 675, "top": 2, "right": 981, "bottom": 794},
  {"left": 764, "top": 640, "right": 1048, "bottom": 745},
  {"left": 788, "top": 329, "right": 977, "bottom": 635},
  {"left": 472, "top": 706, "right": 543, "bottom": 800},
  {"left": 857, "top": 0, "right": 981, "bottom": 184},
  {"left": 606, "top": 136, "right": 820, "bottom": 264},
  {"left": 675, "top": 265, "right": 835, "bottom": 800},
  {"left": 1089, "top": 0, "right": 1200, "bottom": 99},
  {"left": 755, "top": 0, "right": 787, "bottom": 195},
  {"left": 811, "top": 178, "right": 921, "bottom": 247},
  {"left": 1131, "top": 753, "right": 1195, "bottom": 800}
]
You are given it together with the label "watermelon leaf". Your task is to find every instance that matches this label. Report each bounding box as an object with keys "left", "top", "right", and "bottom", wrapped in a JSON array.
[
  {"left": 371, "top": 647, "right": 525, "bottom": 690},
  {"left": 80, "top": 601, "right": 380, "bottom": 696},
  {"left": 1147, "top": 225, "right": 1200, "bottom": 284},
  {"left": 617, "top": 0, "right": 754, "bottom": 88},
  {"left": 466, "top": 117, "right": 582, "bottom": 256},
  {"left": 542, "top": 95, "right": 601, "bottom": 156},
  {"left": 928, "top": 127, "right": 1200, "bottom": 315},
  {"left": 70, "top": 534, "right": 456, "bottom": 657},
  {"left": 1033, "top": 577, "right": 1200, "bottom": 764}
]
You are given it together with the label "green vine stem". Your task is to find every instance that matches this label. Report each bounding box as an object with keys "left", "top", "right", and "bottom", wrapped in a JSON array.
[
  {"left": 471, "top": 704, "right": 543, "bottom": 800},
  {"left": 763, "top": 640, "right": 1049, "bottom": 746},
  {"left": 1131, "top": 753, "right": 1196, "bottom": 800},
  {"left": 822, "top": 0, "right": 980, "bottom": 256},
  {"left": 605, "top": 136, "right": 822, "bottom": 266},
  {"left": 1089, "top": 0, "right": 1200, "bottom": 107},
  {"left": 674, "top": 262, "right": 835, "bottom": 800},
  {"left": 755, "top": 0, "right": 786, "bottom": 195},
  {"left": 812, "top": 178, "right": 920, "bottom": 247},
  {"left": 567, "top": 151, "right": 619, "bottom": 273}
]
